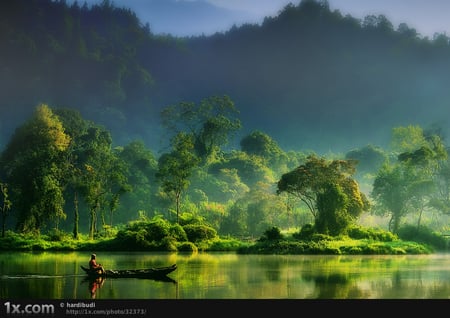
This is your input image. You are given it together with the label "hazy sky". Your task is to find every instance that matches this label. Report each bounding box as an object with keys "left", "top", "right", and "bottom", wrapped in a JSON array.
[{"left": 71, "top": 0, "right": 450, "bottom": 38}]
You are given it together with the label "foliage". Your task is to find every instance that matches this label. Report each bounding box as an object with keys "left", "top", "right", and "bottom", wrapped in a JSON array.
[
  {"left": 156, "top": 132, "right": 200, "bottom": 223},
  {"left": 315, "top": 183, "right": 351, "bottom": 236},
  {"left": 240, "top": 130, "right": 289, "bottom": 173},
  {"left": 237, "top": 235, "right": 432, "bottom": 255},
  {"left": 259, "top": 226, "right": 284, "bottom": 241},
  {"left": 160, "top": 95, "right": 241, "bottom": 163},
  {"left": 277, "top": 155, "right": 369, "bottom": 235},
  {"left": 0, "top": 182, "right": 12, "bottom": 237},
  {"left": 347, "top": 225, "right": 398, "bottom": 242},
  {"left": 292, "top": 223, "right": 315, "bottom": 240},
  {"left": 210, "top": 150, "right": 275, "bottom": 186},
  {"left": 397, "top": 224, "right": 448, "bottom": 251},
  {"left": 1, "top": 104, "right": 70, "bottom": 233},
  {"left": 2, "top": 0, "right": 450, "bottom": 249},
  {"left": 177, "top": 241, "right": 198, "bottom": 252},
  {"left": 345, "top": 144, "right": 387, "bottom": 175},
  {"left": 372, "top": 126, "right": 447, "bottom": 234},
  {"left": 183, "top": 223, "right": 218, "bottom": 242}
]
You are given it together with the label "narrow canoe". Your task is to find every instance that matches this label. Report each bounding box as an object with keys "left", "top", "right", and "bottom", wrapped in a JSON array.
[{"left": 80, "top": 264, "right": 177, "bottom": 279}]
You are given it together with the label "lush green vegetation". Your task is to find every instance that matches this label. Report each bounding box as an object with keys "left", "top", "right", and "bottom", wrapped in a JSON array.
[
  {"left": 1, "top": 99, "right": 450, "bottom": 255},
  {"left": 1, "top": 0, "right": 450, "bottom": 255},
  {"left": 0, "top": 219, "right": 442, "bottom": 255}
]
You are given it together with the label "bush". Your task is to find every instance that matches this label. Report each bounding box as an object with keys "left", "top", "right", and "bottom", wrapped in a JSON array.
[
  {"left": 183, "top": 224, "right": 218, "bottom": 242},
  {"left": 292, "top": 223, "right": 315, "bottom": 240},
  {"left": 347, "top": 225, "right": 397, "bottom": 242},
  {"left": 177, "top": 241, "right": 198, "bottom": 252},
  {"left": 45, "top": 229, "right": 68, "bottom": 242},
  {"left": 397, "top": 224, "right": 447, "bottom": 250},
  {"left": 145, "top": 219, "right": 170, "bottom": 241},
  {"left": 169, "top": 223, "right": 188, "bottom": 241},
  {"left": 259, "top": 226, "right": 283, "bottom": 241}
]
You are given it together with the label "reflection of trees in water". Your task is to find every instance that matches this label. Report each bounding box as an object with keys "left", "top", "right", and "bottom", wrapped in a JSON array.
[
  {"left": 265, "top": 269, "right": 281, "bottom": 281},
  {"left": 264, "top": 261, "right": 282, "bottom": 282},
  {"left": 302, "top": 272, "right": 366, "bottom": 299}
]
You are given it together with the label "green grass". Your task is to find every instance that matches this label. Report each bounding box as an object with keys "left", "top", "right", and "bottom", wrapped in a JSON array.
[{"left": 0, "top": 229, "right": 434, "bottom": 255}]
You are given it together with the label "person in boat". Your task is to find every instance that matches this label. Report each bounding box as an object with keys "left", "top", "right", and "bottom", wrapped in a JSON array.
[{"left": 89, "top": 254, "right": 105, "bottom": 275}]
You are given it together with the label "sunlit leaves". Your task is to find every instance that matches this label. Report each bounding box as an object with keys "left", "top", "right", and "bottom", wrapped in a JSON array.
[
  {"left": 0, "top": 104, "right": 70, "bottom": 233},
  {"left": 277, "top": 155, "right": 367, "bottom": 234}
]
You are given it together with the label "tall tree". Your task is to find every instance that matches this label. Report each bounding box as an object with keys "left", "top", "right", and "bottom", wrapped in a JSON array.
[
  {"left": 53, "top": 107, "right": 90, "bottom": 239},
  {"left": 371, "top": 162, "right": 413, "bottom": 233},
  {"left": 1, "top": 104, "right": 70, "bottom": 233},
  {"left": 240, "top": 130, "right": 288, "bottom": 173},
  {"left": 374, "top": 125, "right": 448, "bottom": 233},
  {"left": 78, "top": 126, "right": 129, "bottom": 239},
  {"left": 277, "top": 155, "right": 369, "bottom": 235},
  {"left": 0, "top": 182, "right": 12, "bottom": 237},
  {"left": 156, "top": 132, "right": 200, "bottom": 223},
  {"left": 161, "top": 95, "right": 241, "bottom": 163},
  {"left": 116, "top": 140, "right": 158, "bottom": 218}
]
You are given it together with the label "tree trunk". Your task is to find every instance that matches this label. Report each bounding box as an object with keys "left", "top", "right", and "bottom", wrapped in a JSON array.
[
  {"left": 1, "top": 214, "right": 5, "bottom": 238},
  {"left": 89, "top": 207, "right": 96, "bottom": 240},
  {"left": 175, "top": 191, "right": 181, "bottom": 224},
  {"left": 73, "top": 192, "right": 79, "bottom": 239}
]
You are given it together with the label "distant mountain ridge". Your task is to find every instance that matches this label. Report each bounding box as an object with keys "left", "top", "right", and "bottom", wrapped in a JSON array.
[{"left": 1, "top": 0, "right": 450, "bottom": 154}]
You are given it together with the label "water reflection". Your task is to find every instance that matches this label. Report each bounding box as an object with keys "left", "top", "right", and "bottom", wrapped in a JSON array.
[
  {"left": 0, "top": 252, "right": 449, "bottom": 299},
  {"left": 84, "top": 277, "right": 105, "bottom": 299}
]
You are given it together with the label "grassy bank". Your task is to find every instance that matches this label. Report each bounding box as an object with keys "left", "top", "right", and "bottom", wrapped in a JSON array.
[{"left": 0, "top": 229, "right": 435, "bottom": 255}]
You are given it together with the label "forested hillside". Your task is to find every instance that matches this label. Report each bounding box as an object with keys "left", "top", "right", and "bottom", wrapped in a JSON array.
[{"left": 2, "top": 0, "right": 450, "bottom": 154}]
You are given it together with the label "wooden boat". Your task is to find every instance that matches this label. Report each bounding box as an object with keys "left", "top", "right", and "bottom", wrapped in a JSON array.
[{"left": 80, "top": 263, "right": 177, "bottom": 280}]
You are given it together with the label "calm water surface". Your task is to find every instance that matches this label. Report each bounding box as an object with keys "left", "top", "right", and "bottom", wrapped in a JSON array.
[{"left": 0, "top": 251, "right": 449, "bottom": 299}]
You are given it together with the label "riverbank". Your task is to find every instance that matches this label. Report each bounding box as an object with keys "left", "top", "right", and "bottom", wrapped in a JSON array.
[{"left": 0, "top": 230, "right": 435, "bottom": 255}]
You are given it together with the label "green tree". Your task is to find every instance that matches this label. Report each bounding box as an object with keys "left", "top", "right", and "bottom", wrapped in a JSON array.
[
  {"left": 161, "top": 95, "right": 241, "bottom": 163},
  {"left": 1, "top": 104, "right": 70, "bottom": 233},
  {"left": 116, "top": 140, "right": 158, "bottom": 219},
  {"left": 209, "top": 150, "right": 275, "bottom": 187},
  {"left": 0, "top": 182, "right": 12, "bottom": 237},
  {"left": 371, "top": 162, "right": 413, "bottom": 233},
  {"left": 53, "top": 107, "right": 91, "bottom": 239},
  {"left": 156, "top": 132, "right": 200, "bottom": 223},
  {"left": 374, "top": 125, "right": 448, "bottom": 233},
  {"left": 277, "top": 155, "right": 369, "bottom": 235},
  {"left": 345, "top": 144, "right": 387, "bottom": 175},
  {"left": 390, "top": 125, "right": 428, "bottom": 153},
  {"left": 77, "top": 126, "right": 128, "bottom": 239},
  {"left": 240, "top": 130, "right": 289, "bottom": 173},
  {"left": 316, "top": 183, "right": 350, "bottom": 235}
]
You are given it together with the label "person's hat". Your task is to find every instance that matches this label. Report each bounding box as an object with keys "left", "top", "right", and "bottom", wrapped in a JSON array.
[{"left": 91, "top": 254, "right": 96, "bottom": 258}]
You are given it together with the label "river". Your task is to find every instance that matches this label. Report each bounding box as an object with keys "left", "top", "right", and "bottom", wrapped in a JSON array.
[{"left": 1, "top": 251, "right": 449, "bottom": 299}]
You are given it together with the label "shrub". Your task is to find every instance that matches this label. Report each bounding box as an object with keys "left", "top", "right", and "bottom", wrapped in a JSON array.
[
  {"left": 177, "top": 241, "right": 198, "bottom": 252},
  {"left": 45, "top": 229, "right": 68, "bottom": 242},
  {"left": 169, "top": 223, "right": 188, "bottom": 241},
  {"left": 397, "top": 224, "right": 447, "bottom": 250},
  {"left": 259, "top": 226, "right": 283, "bottom": 241},
  {"left": 347, "top": 225, "right": 397, "bottom": 242},
  {"left": 145, "top": 219, "right": 170, "bottom": 241},
  {"left": 183, "top": 224, "right": 218, "bottom": 242},
  {"left": 292, "top": 223, "right": 315, "bottom": 240}
]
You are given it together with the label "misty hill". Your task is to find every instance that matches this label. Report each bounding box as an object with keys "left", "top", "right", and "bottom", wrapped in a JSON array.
[{"left": 1, "top": 0, "right": 450, "bottom": 154}]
